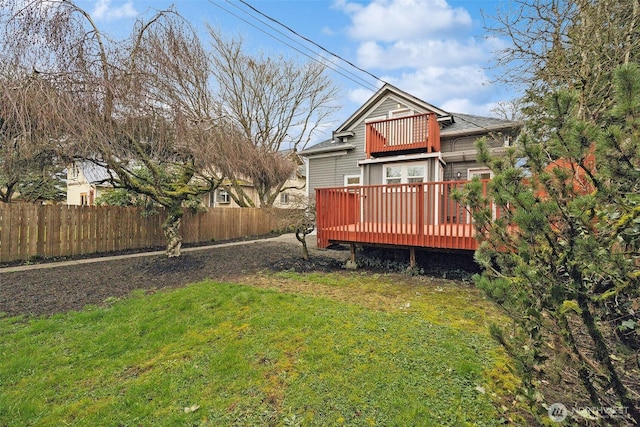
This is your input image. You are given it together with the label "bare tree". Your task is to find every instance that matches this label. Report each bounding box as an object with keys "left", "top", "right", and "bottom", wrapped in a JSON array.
[
  {"left": 1, "top": 1, "right": 234, "bottom": 256},
  {"left": 490, "top": 98, "right": 525, "bottom": 122},
  {"left": 208, "top": 27, "right": 339, "bottom": 207},
  {"left": 272, "top": 194, "right": 316, "bottom": 260},
  {"left": 486, "top": 0, "right": 640, "bottom": 122}
]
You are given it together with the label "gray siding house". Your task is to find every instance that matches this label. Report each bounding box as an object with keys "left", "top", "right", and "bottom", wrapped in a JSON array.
[{"left": 300, "top": 83, "right": 520, "bottom": 254}]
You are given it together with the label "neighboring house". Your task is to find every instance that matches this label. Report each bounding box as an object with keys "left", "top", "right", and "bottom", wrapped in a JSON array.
[
  {"left": 201, "top": 173, "right": 303, "bottom": 208},
  {"left": 202, "top": 151, "right": 307, "bottom": 208},
  {"left": 66, "top": 159, "right": 306, "bottom": 209},
  {"left": 299, "top": 83, "right": 521, "bottom": 258},
  {"left": 66, "top": 161, "right": 114, "bottom": 206}
]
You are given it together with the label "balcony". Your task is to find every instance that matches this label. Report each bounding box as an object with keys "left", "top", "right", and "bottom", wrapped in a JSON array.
[
  {"left": 365, "top": 112, "right": 440, "bottom": 158},
  {"left": 315, "top": 180, "right": 500, "bottom": 251}
]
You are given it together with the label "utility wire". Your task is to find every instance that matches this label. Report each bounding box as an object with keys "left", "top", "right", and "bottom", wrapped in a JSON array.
[
  {"left": 224, "top": 0, "right": 379, "bottom": 92},
  {"left": 206, "top": 0, "right": 380, "bottom": 92},
  {"left": 236, "top": 0, "right": 387, "bottom": 88},
  {"left": 208, "top": 0, "right": 504, "bottom": 133}
]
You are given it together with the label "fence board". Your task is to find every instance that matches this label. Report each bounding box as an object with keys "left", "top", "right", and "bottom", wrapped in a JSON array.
[{"left": 0, "top": 203, "right": 289, "bottom": 263}]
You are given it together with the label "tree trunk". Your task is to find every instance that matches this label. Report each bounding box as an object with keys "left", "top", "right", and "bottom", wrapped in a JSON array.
[
  {"left": 295, "top": 230, "right": 309, "bottom": 260},
  {"left": 577, "top": 293, "right": 640, "bottom": 424},
  {"left": 162, "top": 208, "right": 183, "bottom": 258}
]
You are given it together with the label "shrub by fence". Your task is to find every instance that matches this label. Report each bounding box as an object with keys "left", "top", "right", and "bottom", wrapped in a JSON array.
[{"left": 0, "top": 203, "right": 286, "bottom": 263}]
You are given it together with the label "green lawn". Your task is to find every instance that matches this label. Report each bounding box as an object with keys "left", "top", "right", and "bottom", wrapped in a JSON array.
[{"left": 0, "top": 272, "right": 518, "bottom": 426}]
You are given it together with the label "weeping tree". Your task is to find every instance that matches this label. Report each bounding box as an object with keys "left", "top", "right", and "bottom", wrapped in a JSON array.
[
  {"left": 1, "top": 1, "right": 240, "bottom": 256},
  {"left": 74, "top": 13, "right": 231, "bottom": 257},
  {"left": 272, "top": 193, "right": 316, "bottom": 260},
  {"left": 0, "top": 66, "right": 71, "bottom": 203},
  {"left": 208, "top": 27, "right": 339, "bottom": 207}
]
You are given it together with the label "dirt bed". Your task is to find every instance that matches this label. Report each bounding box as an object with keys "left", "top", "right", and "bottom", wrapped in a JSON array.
[
  {"left": 0, "top": 234, "right": 478, "bottom": 318},
  {"left": 0, "top": 236, "right": 351, "bottom": 317}
]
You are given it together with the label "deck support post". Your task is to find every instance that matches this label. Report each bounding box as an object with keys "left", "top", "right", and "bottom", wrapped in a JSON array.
[
  {"left": 345, "top": 242, "right": 358, "bottom": 270},
  {"left": 409, "top": 247, "right": 416, "bottom": 268}
]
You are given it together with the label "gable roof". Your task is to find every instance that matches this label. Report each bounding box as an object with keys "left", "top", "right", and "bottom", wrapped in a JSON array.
[
  {"left": 300, "top": 83, "right": 521, "bottom": 157},
  {"left": 335, "top": 83, "right": 452, "bottom": 134}
]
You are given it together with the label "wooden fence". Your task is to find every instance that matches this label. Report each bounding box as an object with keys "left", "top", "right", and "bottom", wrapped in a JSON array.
[{"left": 0, "top": 203, "right": 287, "bottom": 263}]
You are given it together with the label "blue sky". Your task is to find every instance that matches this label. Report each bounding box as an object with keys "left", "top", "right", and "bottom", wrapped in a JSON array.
[{"left": 79, "top": 0, "right": 515, "bottom": 141}]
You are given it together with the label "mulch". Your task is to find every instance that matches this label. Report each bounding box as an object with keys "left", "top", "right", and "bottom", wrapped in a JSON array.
[
  {"left": 0, "top": 234, "right": 481, "bottom": 318},
  {"left": 0, "top": 237, "right": 348, "bottom": 318}
]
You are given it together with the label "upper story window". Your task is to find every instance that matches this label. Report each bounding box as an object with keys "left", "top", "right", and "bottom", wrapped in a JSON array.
[
  {"left": 216, "top": 190, "right": 230, "bottom": 204},
  {"left": 468, "top": 168, "right": 492, "bottom": 180},
  {"left": 69, "top": 164, "right": 80, "bottom": 180},
  {"left": 384, "top": 163, "right": 425, "bottom": 185},
  {"left": 344, "top": 175, "right": 361, "bottom": 186},
  {"left": 280, "top": 193, "right": 289, "bottom": 204}
]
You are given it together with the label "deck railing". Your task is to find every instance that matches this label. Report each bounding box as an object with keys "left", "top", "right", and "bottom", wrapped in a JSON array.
[
  {"left": 365, "top": 112, "right": 440, "bottom": 158},
  {"left": 315, "top": 180, "right": 497, "bottom": 250}
]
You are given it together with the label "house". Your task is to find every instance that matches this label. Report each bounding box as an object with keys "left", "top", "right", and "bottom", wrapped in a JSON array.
[
  {"left": 66, "top": 161, "right": 114, "bottom": 206},
  {"left": 66, "top": 157, "right": 306, "bottom": 209},
  {"left": 201, "top": 164, "right": 306, "bottom": 209},
  {"left": 300, "top": 83, "right": 521, "bottom": 262}
]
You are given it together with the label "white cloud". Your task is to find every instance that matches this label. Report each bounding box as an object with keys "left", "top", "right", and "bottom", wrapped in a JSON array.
[
  {"left": 388, "top": 66, "right": 489, "bottom": 101},
  {"left": 356, "top": 38, "right": 492, "bottom": 70},
  {"left": 376, "top": 65, "right": 496, "bottom": 116},
  {"left": 91, "top": 0, "right": 137, "bottom": 21},
  {"left": 332, "top": 0, "right": 513, "bottom": 115},
  {"left": 347, "top": 86, "right": 379, "bottom": 105},
  {"left": 337, "top": 0, "right": 471, "bottom": 42},
  {"left": 440, "top": 98, "right": 494, "bottom": 116}
]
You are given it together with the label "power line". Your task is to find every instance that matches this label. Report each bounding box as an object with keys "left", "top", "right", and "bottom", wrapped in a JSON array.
[
  {"left": 236, "top": 0, "right": 387, "bottom": 88},
  {"left": 207, "top": 0, "right": 502, "bottom": 134},
  {"left": 205, "top": 0, "right": 382, "bottom": 92},
  {"left": 224, "top": 0, "right": 379, "bottom": 91}
]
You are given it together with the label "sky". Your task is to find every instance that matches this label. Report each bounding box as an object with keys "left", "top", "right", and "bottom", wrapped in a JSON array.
[{"left": 77, "top": 0, "right": 516, "bottom": 142}]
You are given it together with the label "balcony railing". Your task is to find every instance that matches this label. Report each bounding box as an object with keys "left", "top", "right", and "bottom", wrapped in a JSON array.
[
  {"left": 365, "top": 112, "right": 440, "bottom": 158},
  {"left": 315, "top": 180, "right": 499, "bottom": 250}
]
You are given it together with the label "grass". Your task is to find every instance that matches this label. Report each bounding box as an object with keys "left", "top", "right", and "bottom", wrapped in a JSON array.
[{"left": 0, "top": 272, "right": 518, "bottom": 426}]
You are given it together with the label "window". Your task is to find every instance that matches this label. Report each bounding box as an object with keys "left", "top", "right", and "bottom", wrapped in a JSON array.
[
  {"left": 280, "top": 193, "right": 289, "bottom": 204},
  {"left": 384, "top": 163, "right": 425, "bottom": 185},
  {"left": 467, "top": 168, "right": 492, "bottom": 180},
  {"left": 216, "top": 190, "right": 230, "bottom": 204},
  {"left": 80, "top": 193, "right": 89, "bottom": 206},
  {"left": 70, "top": 164, "right": 79, "bottom": 179},
  {"left": 406, "top": 166, "right": 425, "bottom": 183},
  {"left": 344, "top": 175, "right": 361, "bottom": 186},
  {"left": 385, "top": 166, "right": 402, "bottom": 184}
]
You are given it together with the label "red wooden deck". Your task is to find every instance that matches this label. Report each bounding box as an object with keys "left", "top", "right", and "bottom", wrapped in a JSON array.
[{"left": 315, "top": 180, "right": 494, "bottom": 251}]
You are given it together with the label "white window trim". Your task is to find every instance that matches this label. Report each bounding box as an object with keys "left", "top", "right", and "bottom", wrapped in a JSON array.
[
  {"left": 467, "top": 167, "right": 493, "bottom": 180},
  {"left": 383, "top": 161, "right": 427, "bottom": 185},
  {"left": 388, "top": 107, "right": 414, "bottom": 119},
  {"left": 216, "top": 189, "right": 230, "bottom": 204},
  {"left": 344, "top": 174, "right": 362, "bottom": 186}
]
